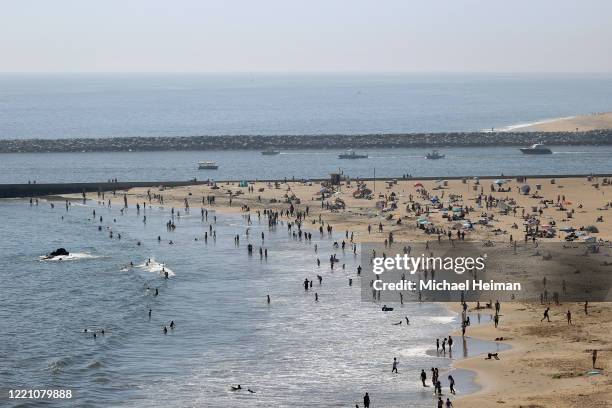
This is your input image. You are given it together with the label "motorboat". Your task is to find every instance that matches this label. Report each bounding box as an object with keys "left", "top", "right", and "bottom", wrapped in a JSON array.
[
  {"left": 198, "top": 161, "right": 219, "bottom": 169},
  {"left": 520, "top": 143, "right": 552, "bottom": 154},
  {"left": 261, "top": 149, "right": 280, "bottom": 155},
  {"left": 425, "top": 150, "right": 445, "bottom": 160},
  {"left": 338, "top": 149, "right": 368, "bottom": 159}
]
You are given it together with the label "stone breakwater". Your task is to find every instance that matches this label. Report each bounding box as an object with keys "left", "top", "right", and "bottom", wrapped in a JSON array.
[{"left": 1, "top": 130, "right": 612, "bottom": 153}]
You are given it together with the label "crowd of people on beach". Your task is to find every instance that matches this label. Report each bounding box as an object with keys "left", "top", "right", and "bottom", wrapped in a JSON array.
[{"left": 35, "top": 174, "right": 610, "bottom": 407}]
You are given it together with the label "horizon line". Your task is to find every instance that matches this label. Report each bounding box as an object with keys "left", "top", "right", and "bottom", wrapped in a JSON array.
[{"left": 2, "top": 70, "right": 612, "bottom": 76}]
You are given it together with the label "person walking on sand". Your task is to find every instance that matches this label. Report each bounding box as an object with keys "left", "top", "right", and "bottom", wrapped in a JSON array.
[
  {"left": 592, "top": 350, "right": 598, "bottom": 368},
  {"left": 541, "top": 307, "right": 550, "bottom": 322},
  {"left": 363, "top": 392, "right": 370, "bottom": 408},
  {"left": 445, "top": 398, "right": 453, "bottom": 407},
  {"left": 437, "top": 397, "right": 444, "bottom": 408},
  {"left": 420, "top": 369, "right": 427, "bottom": 386},
  {"left": 567, "top": 310, "right": 572, "bottom": 325},
  {"left": 392, "top": 357, "right": 398, "bottom": 373}
]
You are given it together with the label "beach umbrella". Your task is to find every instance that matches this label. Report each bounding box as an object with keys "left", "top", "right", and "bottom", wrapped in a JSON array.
[
  {"left": 494, "top": 179, "right": 506, "bottom": 185},
  {"left": 414, "top": 182, "right": 423, "bottom": 187},
  {"left": 521, "top": 184, "right": 531, "bottom": 194}
]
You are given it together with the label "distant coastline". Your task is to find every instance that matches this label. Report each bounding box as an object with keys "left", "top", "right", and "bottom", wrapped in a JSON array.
[
  {"left": 1, "top": 129, "right": 612, "bottom": 153},
  {"left": 496, "top": 111, "right": 612, "bottom": 133}
]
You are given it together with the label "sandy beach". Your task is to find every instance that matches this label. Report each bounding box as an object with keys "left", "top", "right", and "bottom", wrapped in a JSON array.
[
  {"left": 514, "top": 112, "right": 612, "bottom": 132},
  {"left": 60, "top": 174, "right": 612, "bottom": 407}
]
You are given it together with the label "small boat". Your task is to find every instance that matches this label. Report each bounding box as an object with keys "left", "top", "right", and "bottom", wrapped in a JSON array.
[
  {"left": 425, "top": 150, "right": 445, "bottom": 160},
  {"left": 520, "top": 143, "right": 552, "bottom": 155},
  {"left": 338, "top": 150, "right": 368, "bottom": 159},
  {"left": 198, "top": 161, "right": 218, "bottom": 170},
  {"left": 261, "top": 149, "right": 280, "bottom": 155}
]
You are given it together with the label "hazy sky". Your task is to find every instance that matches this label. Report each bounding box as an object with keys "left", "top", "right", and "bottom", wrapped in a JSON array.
[{"left": 2, "top": 0, "right": 611, "bottom": 73}]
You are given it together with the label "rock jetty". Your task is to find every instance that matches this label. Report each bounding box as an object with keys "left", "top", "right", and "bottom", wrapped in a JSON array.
[{"left": 1, "top": 130, "right": 611, "bottom": 153}]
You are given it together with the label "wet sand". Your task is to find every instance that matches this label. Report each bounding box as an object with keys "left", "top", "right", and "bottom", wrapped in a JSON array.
[{"left": 60, "top": 175, "right": 612, "bottom": 406}]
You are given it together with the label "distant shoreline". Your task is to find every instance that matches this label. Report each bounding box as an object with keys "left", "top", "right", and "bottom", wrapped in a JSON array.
[
  {"left": 497, "top": 111, "right": 612, "bottom": 132},
  {"left": 1, "top": 129, "right": 612, "bottom": 153}
]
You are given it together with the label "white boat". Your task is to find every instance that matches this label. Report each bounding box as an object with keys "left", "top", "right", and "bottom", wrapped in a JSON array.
[
  {"left": 338, "top": 149, "right": 368, "bottom": 159},
  {"left": 520, "top": 143, "right": 552, "bottom": 155},
  {"left": 425, "top": 150, "right": 445, "bottom": 159},
  {"left": 198, "top": 161, "right": 218, "bottom": 170}
]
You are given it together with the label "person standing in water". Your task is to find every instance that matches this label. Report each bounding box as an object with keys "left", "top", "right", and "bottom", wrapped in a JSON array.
[
  {"left": 392, "top": 357, "right": 398, "bottom": 373},
  {"left": 363, "top": 392, "right": 370, "bottom": 408}
]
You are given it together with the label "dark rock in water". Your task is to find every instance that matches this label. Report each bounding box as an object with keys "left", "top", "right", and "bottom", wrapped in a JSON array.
[{"left": 49, "top": 248, "right": 69, "bottom": 257}]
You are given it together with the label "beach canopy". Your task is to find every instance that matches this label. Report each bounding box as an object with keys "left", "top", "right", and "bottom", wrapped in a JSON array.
[
  {"left": 585, "top": 225, "right": 599, "bottom": 233},
  {"left": 521, "top": 184, "right": 531, "bottom": 194},
  {"left": 494, "top": 179, "right": 508, "bottom": 185}
]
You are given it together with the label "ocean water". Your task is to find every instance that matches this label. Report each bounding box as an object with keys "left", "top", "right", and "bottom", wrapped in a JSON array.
[
  {"left": 1, "top": 145, "right": 612, "bottom": 184},
  {"left": 0, "top": 199, "right": 507, "bottom": 408},
  {"left": 1, "top": 73, "right": 612, "bottom": 139}
]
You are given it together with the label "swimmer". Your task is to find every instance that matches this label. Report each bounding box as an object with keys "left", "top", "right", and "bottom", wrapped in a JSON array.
[
  {"left": 170, "top": 320, "right": 175, "bottom": 329},
  {"left": 231, "top": 385, "right": 241, "bottom": 391}
]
